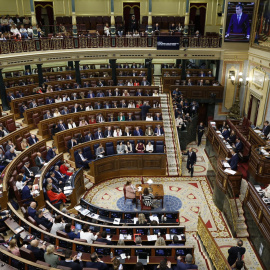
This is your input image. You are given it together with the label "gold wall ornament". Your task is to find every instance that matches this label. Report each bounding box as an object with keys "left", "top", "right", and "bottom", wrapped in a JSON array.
[{"left": 252, "top": 67, "right": 266, "bottom": 89}]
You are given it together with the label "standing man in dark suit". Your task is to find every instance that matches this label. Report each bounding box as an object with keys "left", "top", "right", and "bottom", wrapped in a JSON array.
[
  {"left": 226, "top": 4, "right": 250, "bottom": 39},
  {"left": 184, "top": 147, "right": 197, "bottom": 177},
  {"left": 228, "top": 149, "right": 239, "bottom": 171},
  {"left": 262, "top": 121, "right": 270, "bottom": 137},
  {"left": 140, "top": 101, "right": 151, "bottom": 120},
  {"left": 197, "top": 122, "right": 204, "bottom": 146},
  {"left": 227, "top": 240, "right": 246, "bottom": 266}
]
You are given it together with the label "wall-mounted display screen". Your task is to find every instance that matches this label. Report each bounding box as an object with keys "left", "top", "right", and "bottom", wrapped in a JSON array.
[{"left": 225, "top": 2, "right": 255, "bottom": 42}]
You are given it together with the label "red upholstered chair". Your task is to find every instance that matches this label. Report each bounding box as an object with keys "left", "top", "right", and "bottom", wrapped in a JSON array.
[
  {"left": 33, "top": 113, "right": 41, "bottom": 126},
  {"left": 6, "top": 119, "right": 16, "bottom": 132},
  {"left": 140, "top": 195, "right": 151, "bottom": 211}
]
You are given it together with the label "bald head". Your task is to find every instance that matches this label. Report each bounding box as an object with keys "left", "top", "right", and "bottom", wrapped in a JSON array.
[
  {"left": 30, "top": 240, "right": 39, "bottom": 247},
  {"left": 30, "top": 202, "right": 36, "bottom": 209}
]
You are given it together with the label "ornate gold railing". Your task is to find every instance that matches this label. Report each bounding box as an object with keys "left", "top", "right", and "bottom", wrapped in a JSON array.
[
  {"left": 168, "top": 93, "right": 182, "bottom": 175},
  {"left": 197, "top": 215, "right": 231, "bottom": 270}
]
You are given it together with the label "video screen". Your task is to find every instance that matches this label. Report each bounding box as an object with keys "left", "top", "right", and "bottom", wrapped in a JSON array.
[
  {"left": 111, "top": 212, "right": 122, "bottom": 218},
  {"left": 136, "top": 229, "right": 147, "bottom": 235},
  {"left": 155, "top": 249, "right": 172, "bottom": 256},
  {"left": 225, "top": 2, "right": 255, "bottom": 42},
  {"left": 115, "top": 249, "right": 131, "bottom": 256},
  {"left": 124, "top": 213, "right": 136, "bottom": 219},
  {"left": 94, "top": 247, "right": 110, "bottom": 255},
  {"left": 135, "top": 249, "right": 151, "bottom": 256},
  {"left": 166, "top": 213, "right": 177, "bottom": 219}
]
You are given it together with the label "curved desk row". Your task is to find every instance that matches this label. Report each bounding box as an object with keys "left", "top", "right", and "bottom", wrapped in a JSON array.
[
  {"left": 0, "top": 114, "right": 16, "bottom": 131},
  {"left": 53, "top": 121, "right": 163, "bottom": 153},
  {"left": 89, "top": 153, "right": 166, "bottom": 183},
  {"left": 24, "top": 96, "right": 161, "bottom": 128},
  {"left": 11, "top": 86, "right": 159, "bottom": 118},
  {"left": 248, "top": 127, "right": 267, "bottom": 146}
]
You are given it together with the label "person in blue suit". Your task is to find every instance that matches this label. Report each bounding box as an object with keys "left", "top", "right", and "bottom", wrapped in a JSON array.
[
  {"left": 28, "top": 134, "right": 39, "bottom": 145},
  {"left": 94, "top": 128, "right": 104, "bottom": 139},
  {"left": 175, "top": 254, "right": 198, "bottom": 269},
  {"left": 21, "top": 182, "right": 34, "bottom": 203},
  {"left": 54, "top": 165, "right": 69, "bottom": 182},
  {"left": 75, "top": 149, "right": 90, "bottom": 169},
  {"left": 58, "top": 249, "right": 83, "bottom": 270},
  {"left": 7, "top": 92, "right": 15, "bottom": 102},
  {"left": 27, "top": 240, "right": 45, "bottom": 261},
  {"left": 233, "top": 138, "right": 243, "bottom": 153},
  {"left": 84, "top": 132, "right": 94, "bottom": 142},
  {"left": 46, "top": 97, "right": 55, "bottom": 104},
  {"left": 222, "top": 128, "right": 230, "bottom": 140},
  {"left": 27, "top": 202, "right": 37, "bottom": 218},
  {"left": 228, "top": 149, "right": 239, "bottom": 171},
  {"left": 57, "top": 120, "right": 67, "bottom": 132},
  {"left": 46, "top": 147, "right": 57, "bottom": 161},
  {"left": 5, "top": 148, "right": 16, "bottom": 161},
  {"left": 85, "top": 252, "right": 108, "bottom": 269},
  {"left": 64, "top": 223, "right": 80, "bottom": 240},
  {"left": 87, "top": 91, "right": 95, "bottom": 98},
  {"left": 154, "top": 125, "right": 164, "bottom": 136},
  {"left": 133, "top": 127, "right": 143, "bottom": 136},
  {"left": 226, "top": 4, "right": 250, "bottom": 39}
]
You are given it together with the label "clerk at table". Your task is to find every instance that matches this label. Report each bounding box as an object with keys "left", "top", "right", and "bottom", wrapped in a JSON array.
[{"left": 228, "top": 149, "right": 239, "bottom": 171}]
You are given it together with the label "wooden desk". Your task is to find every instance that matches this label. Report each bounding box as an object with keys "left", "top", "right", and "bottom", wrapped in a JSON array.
[
  {"left": 136, "top": 184, "right": 164, "bottom": 208},
  {"left": 217, "top": 159, "right": 242, "bottom": 197},
  {"left": 163, "top": 77, "right": 181, "bottom": 92},
  {"left": 168, "top": 85, "right": 224, "bottom": 100},
  {"left": 90, "top": 154, "right": 166, "bottom": 183},
  {"left": 248, "top": 127, "right": 267, "bottom": 146},
  {"left": 249, "top": 145, "right": 270, "bottom": 185}
]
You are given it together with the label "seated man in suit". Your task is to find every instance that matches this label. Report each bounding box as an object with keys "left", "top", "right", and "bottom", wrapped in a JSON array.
[
  {"left": 75, "top": 149, "right": 90, "bottom": 169},
  {"left": 262, "top": 121, "right": 270, "bottom": 137},
  {"left": 46, "top": 97, "right": 54, "bottom": 104},
  {"left": 71, "top": 103, "right": 81, "bottom": 113},
  {"left": 104, "top": 101, "right": 111, "bottom": 109},
  {"left": 84, "top": 131, "right": 94, "bottom": 142},
  {"left": 70, "top": 93, "right": 79, "bottom": 100},
  {"left": 29, "top": 100, "right": 38, "bottom": 108},
  {"left": 4, "top": 147, "right": 16, "bottom": 162},
  {"left": 95, "top": 128, "right": 104, "bottom": 139},
  {"left": 154, "top": 113, "right": 163, "bottom": 121},
  {"left": 21, "top": 182, "right": 35, "bottom": 203},
  {"left": 49, "top": 171, "right": 65, "bottom": 189},
  {"left": 58, "top": 249, "right": 83, "bottom": 270},
  {"left": 7, "top": 92, "right": 15, "bottom": 103},
  {"left": 34, "top": 209, "right": 53, "bottom": 230},
  {"left": 221, "top": 127, "right": 230, "bottom": 140},
  {"left": 136, "top": 89, "right": 143, "bottom": 96},
  {"left": 29, "top": 134, "right": 39, "bottom": 145},
  {"left": 27, "top": 240, "right": 46, "bottom": 262},
  {"left": 176, "top": 254, "right": 198, "bottom": 270},
  {"left": 198, "top": 79, "right": 204, "bottom": 86},
  {"left": 96, "top": 231, "right": 112, "bottom": 245},
  {"left": 57, "top": 120, "right": 67, "bottom": 131},
  {"left": 228, "top": 149, "right": 239, "bottom": 171},
  {"left": 154, "top": 125, "right": 164, "bottom": 136},
  {"left": 19, "top": 103, "right": 27, "bottom": 118},
  {"left": 85, "top": 252, "right": 108, "bottom": 269},
  {"left": 43, "top": 110, "right": 53, "bottom": 120},
  {"left": 96, "top": 113, "right": 105, "bottom": 123},
  {"left": 114, "top": 88, "right": 121, "bottom": 96},
  {"left": 46, "top": 178, "right": 62, "bottom": 193},
  {"left": 104, "top": 126, "right": 113, "bottom": 138},
  {"left": 35, "top": 152, "right": 46, "bottom": 169},
  {"left": 233, "top": 138, "right": 243, "bottom": 153},
  {"left": 23, "top": 161, "right": 39, "bottom": 179},
  {"left": 134, "top": 126, "right": 143, "bottom": 136},
  {"left": 67, "top": 137, "right": 78, "bottom": 151},
  {"left": 87, "top": 90, "right": 95, "bottom": 98},
  {"left": 27, "top": 201, "right": 37, "bottom": 218},
  {"left": 46, "top": 146, "right": 57, "bottom": 161},
  {"left": 54, "top": 165, "right": 69, "bottom": 182},
  {"left": 141, "top": 77, "right": 150, "bottom": 86},
  {"left": 187, "top": 79, "right": 192, "bottom": 86}
]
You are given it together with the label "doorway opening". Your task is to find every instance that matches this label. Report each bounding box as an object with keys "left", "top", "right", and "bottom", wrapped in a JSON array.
[
  {"left": 189, "top": 3, "right": 207, "bottom": 35},
  {"left": 247, "top": 95, "right": 260, "bottom": 125},
  {"left": 35, "top": 1, "right": 54, "bottom": 35},
  {"left": 123, "top": 2, "right": 140, "bottom": 33}
]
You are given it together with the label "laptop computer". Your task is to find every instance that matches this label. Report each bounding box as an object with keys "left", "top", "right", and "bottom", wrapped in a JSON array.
[{"left": 137, "top": 252, "right": 149, "bottom": 265}]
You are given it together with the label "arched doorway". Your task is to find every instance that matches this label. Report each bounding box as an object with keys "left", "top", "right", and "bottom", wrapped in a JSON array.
[
  {"left": 123, "top": 2, "right": 140, "bottom": 33},
  {"left": 189, "top": 3, "right": 207, "bottom": 35},
  {"left": 35, "top": 1, "right": 54, "bottom": 35}
]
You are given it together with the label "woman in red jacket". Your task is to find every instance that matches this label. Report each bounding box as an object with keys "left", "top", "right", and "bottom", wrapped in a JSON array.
[
  {"left": 46, "top": 184, "right": 67, "bottom": 204},
  {"left": 60, "top": 163, "right": 73, "bottom": 177}
]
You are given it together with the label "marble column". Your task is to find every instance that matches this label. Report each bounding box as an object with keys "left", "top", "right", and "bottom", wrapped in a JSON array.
[
  {"left": 0, "top": 69, "right": 9, "bottom": 110},
  {"left": 71, "top": 0, "right": 77, "bottom": 37},
  {"left": 29, "top": 0, "right": 38, "bottom": 39},
  {"left": 37, "top": 64, "right": 43, "bottom": 87},
  {"left": 110, "top": 0, "right": 116, "bottom": 36},
  {"left": 184, "top": 0, "right": 190, "bottom": 35},
  {"left": 147, "top": 0, "right": 153, "bottom": 35},
  {"left": 220, "top": 0, "right": 226, "bottom": 36}
]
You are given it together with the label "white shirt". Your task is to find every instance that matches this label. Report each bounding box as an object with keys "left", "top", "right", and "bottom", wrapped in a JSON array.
[
  {"left": 50, "top": 223, "right": 66, "bottom": 235},
  {"left": 114, "top": 130, "right": 122, "bottom": 137},
  {"left": 146, "top": 144, "right": 153, "bottom": 152},
  {"left": 11, "top": 28, "right": 20, "bottom": 35},
  {"left": 146, "top": 116, "right": 153, "bottom": 121},
  {"left": 85, "top": 106, "right": 93, "bottom": 111},
  {"left": 128, "top": 103, "right": 135, "bottom": 108},
  {"left": 152, "top": 93, "right": 159, "bottom": 96},
  {"left": 55, "top": 98, "right": 63, "bottom": 103},
  {"left": 79, "top": 154, "right": 86, "bottom": 161},
  {"left": 53, "top": 112, "right": 61, "bottom": 117},
  {"left": 80, "top": 231, "right": 98, "bottom": 244},
  {"left": 63, "top": 97, "right": 70, "bottom": 102},
  {"left": 68, "top": 123, "right": 76, "bottom": 129},
  {"left": 16, "top": 181, "right": 24, "bottom": 190}
]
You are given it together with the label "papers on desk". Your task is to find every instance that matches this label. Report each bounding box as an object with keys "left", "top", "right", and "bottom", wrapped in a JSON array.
[
  {"left": 254, "top": 130, "right": 261, "bottom": 134},
  {"left": 226, "top": 145, "right": 232, "bottom": 149},
  {"left": 74, "top": 205, "right": 82, "bottom": 211},
  {"left": 14, "top": 226, "right": 24, "bottom": 233},
  {"left": 113, "top": 218, "right": 121, "bottom": 224},
  {"left": 216, "top": 131, "right": 221, "bottom": 134},
  {"left": 225, "top": 157, "right": 230, "bottom": 161},
  {"left": 120, "top": 234, "right": 132, "bottom": 240},
  {"left": 224, "top": 169, "right": 236, "bottom": 175},
  {"left": 218, "top": 135, "right": 223, "bottom": 138},
  {"left": 165, "top": 234, "right": 183, "bottom": 240},
  {"left": 120, "top": 253, "right": 126, "bottom": 260},
  {"left": 106, "top": 235, "right": 112, "bottom": 241},
  {"left": 149, "top": 216, "right": 159, "bottom": 223},
  {"left": 223, "top": 162, "right": 231, "bottom": 168},
  {"left": 210, "top": 122, "right": 216, "bottom": 125},
  {"left": 64, "top": 190, "right": 72, "bottom": 195},
  {"left": 133, "top": 217, "right": 138, "bottom": 224},
  {"left": 87, "top": 213, "right": 100, "bottom": 219},
  {"left": 254, "top": 185, "right": 262, "bottom": 192},
  {"left": 35, "top": 174, "right": 41, "bottom": 178},
  {"left": 80, "top": 209, "right": 90, "bottom": 216},
  {"left": 147, "top": 235, "right": 157, "bottom": 241},
  {"left": 32, "top": 184, "right": 39, "bottom": 190},
  {"left": 64, "top": 186, "right": 73, "bottom": 190}
]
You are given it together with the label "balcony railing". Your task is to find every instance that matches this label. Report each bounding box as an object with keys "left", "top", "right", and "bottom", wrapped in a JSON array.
[{"left": 0, "top": 36, "right": 222, "bottom": 54}]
